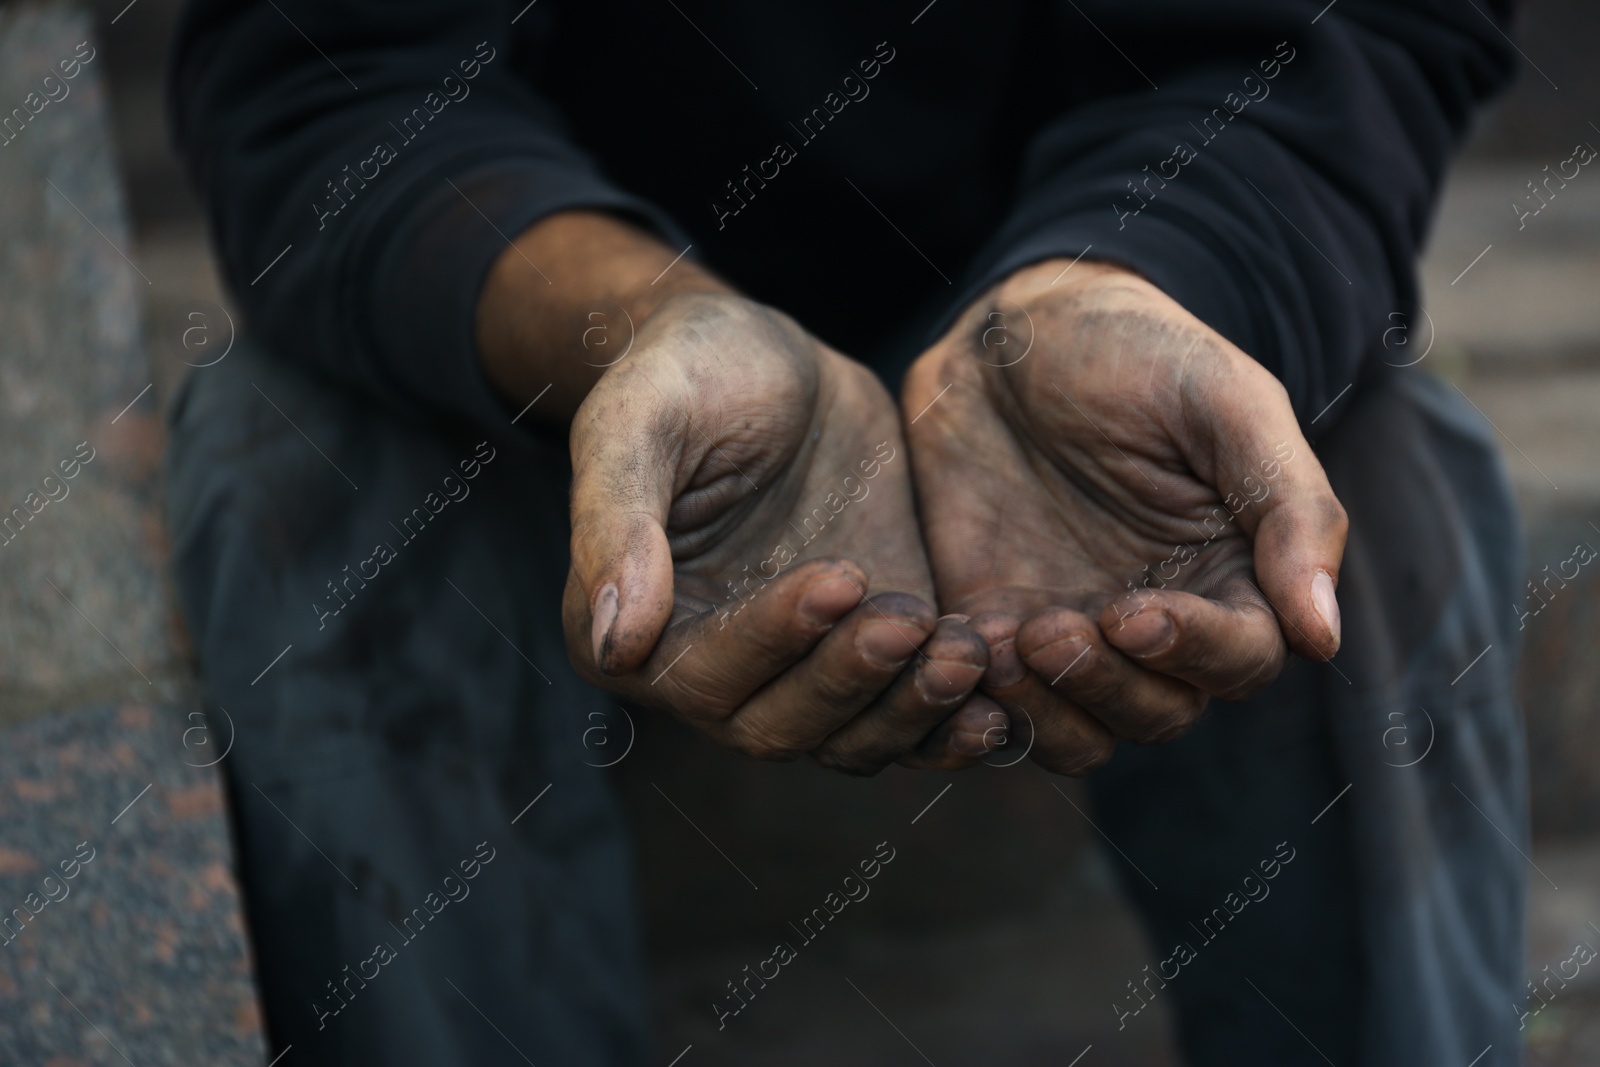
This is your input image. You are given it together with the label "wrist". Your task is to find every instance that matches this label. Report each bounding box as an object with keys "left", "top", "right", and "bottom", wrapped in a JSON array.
[
  {"left": 992, "top": 256, "right": 1142, "bottom": 306},
  {"left": 475, "top": 210, "right": 730, "bottom": 428}
]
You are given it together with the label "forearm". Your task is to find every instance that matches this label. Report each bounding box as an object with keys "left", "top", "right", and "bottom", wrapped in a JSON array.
[{"left": 476, "top": 210, "right": 730, "bottom": 431}]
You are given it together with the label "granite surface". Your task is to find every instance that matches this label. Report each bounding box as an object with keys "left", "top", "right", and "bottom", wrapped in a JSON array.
[
  {"left": 0, "top": 4, "right": 267, "bottom": 1063},
  {"left": 0, "top": 703, "right": 265, "bottom": 1066},
  {"left": 0, "top": 2, "right": 184, "bottom": 731}
]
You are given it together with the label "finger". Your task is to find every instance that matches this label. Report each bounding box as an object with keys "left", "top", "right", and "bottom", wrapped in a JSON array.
[
  {"left": 813, "top": 617, "right": 989, "bottom": 775},
  {"left": 1015, "top": 607, "right": 1207, "bottom": 745},
  {"left": 567, "top": 365, "right": 689, "bottom": 675},
  {"left": 970, "top": 612, "right": 1115, "bottom": 776},
  {"left": 562, "top": 557, "right": 868, "bottom": 715},
  {"left": 717, "top": 592, "right": 939, "bottom": 761},
  {"left": 1189, "top": 357, "right": 1348, "bottom": 661},
  {"left": 897, "top": 694, "right": 1010, "bottom": 771},
  {"left": 1098, "top": 573, "right": 1288, "bottom": 701}
]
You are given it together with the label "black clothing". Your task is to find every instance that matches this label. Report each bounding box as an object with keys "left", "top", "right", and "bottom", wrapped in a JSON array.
[
  {"left": 166, "top": 347, "right": 651, "bottom": 1064},
  {"left": 172, "top": 0, "right": 1514, "bottom": 428},
  {"left": 164, "top": 1, "right": 1529, "bottom": 1064}
]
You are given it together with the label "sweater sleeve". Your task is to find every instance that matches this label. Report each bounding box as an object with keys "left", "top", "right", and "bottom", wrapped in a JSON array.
[
  {"left": 961, "top": 0, "right": 1517, "bottom": 427},
  {"left": 169, "top": 0, "right": 685, "bottom": 429}
]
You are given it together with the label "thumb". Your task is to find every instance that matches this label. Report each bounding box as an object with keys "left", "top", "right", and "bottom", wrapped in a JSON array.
[
  {"left": 568, "top": 373, "right": 684, "bottom": 675},
  {"left": 1191, "top": 361, "right": 1349, "bottom": 661}
]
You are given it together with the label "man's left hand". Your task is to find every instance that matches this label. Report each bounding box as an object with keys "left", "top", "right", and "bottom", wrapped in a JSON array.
[{"left": 902, "top": 260, "right": 1348, "bottom": 775}]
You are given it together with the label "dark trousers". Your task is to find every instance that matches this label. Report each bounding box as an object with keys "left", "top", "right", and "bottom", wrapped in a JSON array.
[
  {"left": 166, "top": 342, "right": 1525, "bottom": 1066},
  {"left": 1091, "top": 365, "right": 1527, "bottom": 1065}
]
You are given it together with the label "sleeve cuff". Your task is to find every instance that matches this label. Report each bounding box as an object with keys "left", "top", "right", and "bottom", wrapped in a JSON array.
[
  {"left": 363, "top": 156, "right": 687, "bottom": 432},
  {"left": 953, "top": 208, "right": 1271, "bottom": 376}
]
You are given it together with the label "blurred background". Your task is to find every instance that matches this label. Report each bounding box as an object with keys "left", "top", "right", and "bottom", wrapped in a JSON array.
[{"left": 1, "top": 0, "right": 1598, "bottom": 1063}]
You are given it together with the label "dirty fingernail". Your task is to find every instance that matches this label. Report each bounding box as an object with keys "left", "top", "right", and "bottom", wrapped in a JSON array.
[
  {"left": 1115, "top": 611, "right": 1174, "bottom": 656},
  {"left": 953, "top": 705, "right": 1008, "bottom": 756},
  {"left": 984, "top": 637, "right": 1027, "bottom": 687},
  {"left": 1032, "top": 634, "right": 1092, "bottom": 682},
  {"left": 1312, "top": 569, "right": 1341, "bottom": 651},
  {"left": 799, "top": 575, "right": 865, "bottom": 626},
  {"left": 949, "top": 728, "right": 995, "bottom": 757},
  {"left": 591, "top": 583, "right": 619, "bottom": 669},
  {"left": 858, "top": 618, "right": 920, "bottom": 668},
  {"left": 915, "top": 660, "right": 984, "bottom": 704}
]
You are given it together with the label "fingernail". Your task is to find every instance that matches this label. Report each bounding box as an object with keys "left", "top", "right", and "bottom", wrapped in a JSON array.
[
  {"left": 1036, "top": 635, "right": 1091, "bottom": 680},
  {"left": 938, "top": 613, "right": 972, "bottom": 624},
  {"left": 798, "top": 575, "right": 865, "bottom": 626},
  {"left": 1312, "top": 570, "right": 1341, "bottom": 650},
  {"left": 858, "top": 618, "right": 920, "bottom": 668},
  {"left": 950, "top": 728, "right": 997, "bottom": 758},
  {"left": 953, "top": 705, "right": 1009, "bottom": 757},
  {"left": 591, "top": 583, "right": 618, "bottom": 669},
  {"left": 915, "top": 660, "right": 984, "bottom": 704},
  {"left": 984, "top": 638, "right": 1027, "bottom": 688},
  {"left": 1115, "top": 611, "right": 1174, "bottom": 656}
]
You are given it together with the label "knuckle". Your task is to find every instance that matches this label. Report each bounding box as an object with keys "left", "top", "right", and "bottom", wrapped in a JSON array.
[
  {"left": 1318, "top": 493, "right": 1350, "bottom": 537},
  {"left": 743, "top": 739, "right": 802, "bottom": 763},
  {"left": 805, "top": 670, "right": 883, "bottom": 716},
  {"left": 725, "top": 720, "right": 804, "bottom": 763},
  {"left": 812, "top": 744, "right": 890, "bottom": 777},
  {"left": 1129, "top": 693, "right": 1209, "bottom": 745},
  {"left": 737, "top": 621, "right": 815, "bottom": 668},
  {"left": 658, "top": 671, "right": 737, "bottom": 722},
  {"left": 873, "top": 696, "right": 943, "bottom": 735},
  {"left": 1047, "top": 736, "right": 1117, "bottom": 777},
  {"left": 1216, "top": 648, "right": 1285, "bottom": 702},
  {"left": 903, "top": 346, "right": 957, "bottom": 409},
  {"left": 1054, "top": 649, "right": 1119, "bottom": 704},
  {"left": 1065, "top": 747, "right": 1116, "bottom": 777},
  {"left": 1131, "top": 718, "right": 1185, "bottom": 745}
]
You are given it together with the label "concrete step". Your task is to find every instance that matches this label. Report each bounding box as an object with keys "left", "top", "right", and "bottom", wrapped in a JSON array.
[{"left": 1421, "top": 162, "right": 1600, "bottom": 373}]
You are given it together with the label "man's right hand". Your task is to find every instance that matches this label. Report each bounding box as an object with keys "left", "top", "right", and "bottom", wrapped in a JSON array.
[{"left": 560, "top": 290, "right": 1000, "bottom": 773}]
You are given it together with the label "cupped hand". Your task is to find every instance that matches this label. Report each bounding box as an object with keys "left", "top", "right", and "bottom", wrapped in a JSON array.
[
  {"left": 564, "top": 291, "right": 1001, "bottom": 772},
  {"left": 902, "top": 260, "right": 1347, "bottom": 774}
]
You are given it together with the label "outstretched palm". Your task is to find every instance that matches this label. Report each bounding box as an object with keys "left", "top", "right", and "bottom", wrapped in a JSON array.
[
  {"left": 565, "top": 292, "right": 997, "bottom": 771},
  {"left": 903, "top": 261, "right": 1346, "bottom": 772}
]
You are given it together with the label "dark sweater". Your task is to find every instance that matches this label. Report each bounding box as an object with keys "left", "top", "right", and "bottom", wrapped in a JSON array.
[{"left": 169, "top": 0, "right": 1516, "bottom": 431}]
